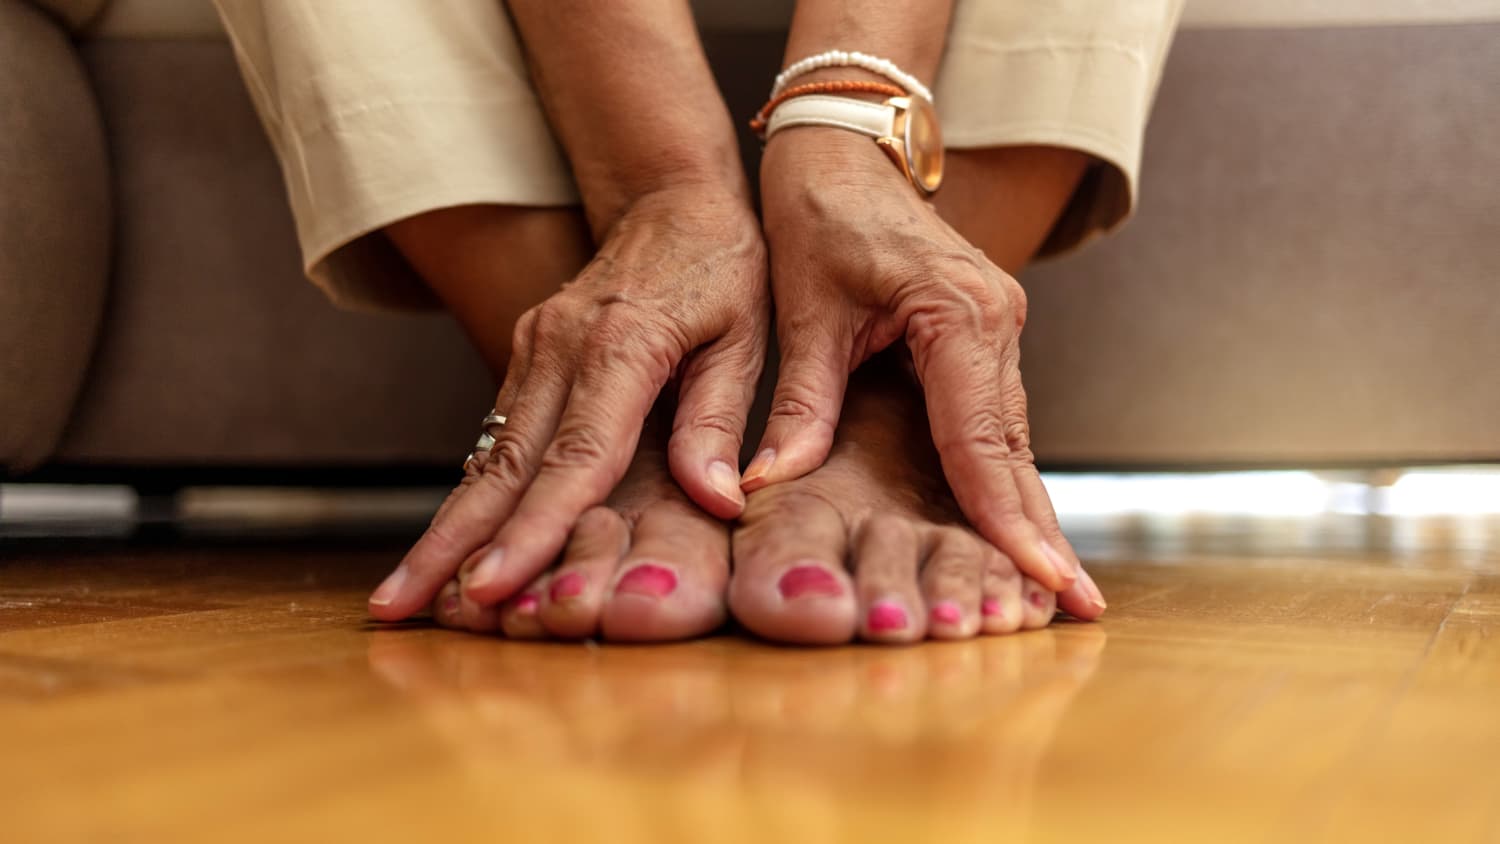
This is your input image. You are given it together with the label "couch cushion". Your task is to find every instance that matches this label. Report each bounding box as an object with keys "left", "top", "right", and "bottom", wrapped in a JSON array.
[{"left": 0, "top": 0, "right": 111, "bottom": 472}]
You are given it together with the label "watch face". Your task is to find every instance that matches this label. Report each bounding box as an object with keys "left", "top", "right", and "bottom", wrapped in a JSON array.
[{"left": 904, "top": 96, "right": 944, "bottom": 194}]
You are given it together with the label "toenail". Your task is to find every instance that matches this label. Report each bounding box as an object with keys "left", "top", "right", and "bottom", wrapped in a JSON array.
[
  {"left": 441, "top": 593, "right": 460, "bottom": 615},
  {"left": 615, "top": 564, "right": 678, "bottom": 598},
  {"left": 867, "top": 601, "right": 908, "bottom": 632},
  {"left": 550, "top": 572, "right": 586, "bottom": 602},
  {"left": 981, "top": 597, "right": 1004, "bottom": 617},
  {"left": 1028, "top": 589, "right": 1048, "bottom": 609},
  {"left": 778, "top": 566, "right": 844, "bottom": 600},
  {"left": 515, "top": 594, "right": 540, "bottom": 615},
  {"left": 931, "top": 601, "right": 962, "bottom": 625}
]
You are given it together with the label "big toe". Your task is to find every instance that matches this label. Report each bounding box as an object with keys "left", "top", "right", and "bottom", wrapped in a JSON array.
[
  {"left": 600, "top": 498, "right": 729, "bottom": 642},
  {"left": 730, "top": 489, "right": 856, "bottom": 645}
]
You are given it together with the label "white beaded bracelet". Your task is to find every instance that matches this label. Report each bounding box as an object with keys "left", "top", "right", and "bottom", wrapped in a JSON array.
[{"left": 771, "top": 50, "right": 935, "bottom": 104}]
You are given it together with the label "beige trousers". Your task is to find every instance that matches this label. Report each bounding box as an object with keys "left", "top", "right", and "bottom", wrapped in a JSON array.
[{"left": 214, "top": 0, "right": 1182, "bottom": 310}]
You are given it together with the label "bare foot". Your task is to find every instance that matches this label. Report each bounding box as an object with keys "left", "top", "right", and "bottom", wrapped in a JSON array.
[
  {"left": 431, "top": 405, "right": 730, "bottom": 643},
  {"left": 730, "top": 351, "right": 1104, "bottom": 645}
]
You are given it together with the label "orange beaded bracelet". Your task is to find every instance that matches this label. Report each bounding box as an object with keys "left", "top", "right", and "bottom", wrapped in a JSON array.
[{"left": 749, "top": 80, "right": 908, "bottom": 137}]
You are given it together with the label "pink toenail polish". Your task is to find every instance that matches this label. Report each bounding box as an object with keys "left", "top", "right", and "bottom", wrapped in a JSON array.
[
  {"left": 931, "top": 601, "right": 962, "bottom": 625},
  {"left": 515, "top": 594, "right": 540, "bottom": 615},
  {"left": 550, "top": 572, "right": 586, "bottom": 602},
  {"left": 981, "top": 598, "right": 1004, "bottom": 617},
  {"left": 1028, "top": 590, "right": 1048, "bottom": 609},
  {"left": 778, "top": 566, "right": 844, "bottom": 600},
  {"left": 441, "top": 593, "right": 460, "bottom": 615},
  {"left": 867, "top": 601, "right": 908, "bottom": 632},
  {"left": 615, "top": 564, "right": 678, "bottom": 598}
]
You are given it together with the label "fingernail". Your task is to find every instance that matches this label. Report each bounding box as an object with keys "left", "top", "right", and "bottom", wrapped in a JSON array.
[
  {"left": 615, "top": 564, "right": 678, "bottom": 598},
  {"left": 369, "top": 564, "right": 408, "bottom": 607},
  {"left": 515, "top": 594, "right": 540, "bottom": 615},
  {"left": 741, "top": 448, "right": 776, "bottom": 485},
  {"left": 931, "top": 601, "right": 963, "bottom": 626},
  {"left": 466, "top": 548, "right": 506, "bottom": 593},
  {"left": 1078, "top": 567, "right": 1108, "bottom": 611},
  {"left": 550, "top": 571, "right": 586, "bottom": 602},
  {"left": 1041, "top": 540, "right": 1075, "bottom": 584},
  {"left": 778, "top": 565, "right": 844, "bottom": 600},
  {"left": 981, "top": 597, "right": 1004, "bottom": 617},
  {"left": 867, "top": 600, "right": 908, "bottom": 632},
  {"left": 708, "top": 460, "right": 746, "bottom": 507}
]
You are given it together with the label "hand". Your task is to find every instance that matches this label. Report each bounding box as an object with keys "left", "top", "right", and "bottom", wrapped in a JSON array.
[
  {"left": 370, "top": 186, "right": 769, "bottom": 619},
  {"left": 748, "top": 129, "right": 1084, "bottom": 598}
]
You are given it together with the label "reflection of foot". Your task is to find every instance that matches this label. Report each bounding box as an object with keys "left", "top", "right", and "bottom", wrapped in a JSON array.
[
  {"left": 364, "top": 625, "right": 1107, "bottom": 837},
  {"left": 433, "top": 409, "right": 729, "bottom": 642},
  {"left": 731, "top": 352, "right": 1060, "bottom": 645}
]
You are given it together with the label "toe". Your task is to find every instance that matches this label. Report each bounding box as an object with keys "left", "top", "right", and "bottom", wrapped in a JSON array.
[
  {"left": 1019, "top": 576, "right": 1058, "bottom": 630},
  {"left": 431, "top": 579, "right": 466, "bottom": 630},
  {"left": 539, "top": 506, "right": 630, "bottom": 639},
  {"left": 499, "top": 574, "right": 549, "bottom": 639},
  {"left": 433, "top": 574, "right": 507, "bottom": 634},
  {"left": 852, "top": 515, "right": 926, "bottom": 644},
  {"left": 729, "top": 489, "right": 856, "bottom": 645},
  {"left": 919, "top": 527, "right": 984, "bottom": 641},
  {"left": 979, "top": 549, "right": 1026, "bottom": 635},
  {"left": 601, "top": 498, "right": 730, "bottom": 642}
]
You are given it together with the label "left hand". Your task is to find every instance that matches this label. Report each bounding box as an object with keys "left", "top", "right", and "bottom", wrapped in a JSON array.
[{"left": 747, "top": 128, "right": 1100, "bottom": 615}]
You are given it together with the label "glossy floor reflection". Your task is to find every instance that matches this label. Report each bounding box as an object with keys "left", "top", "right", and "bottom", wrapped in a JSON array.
[{"left": 1, "top": 513, "right": 1497, "bottom": 843}]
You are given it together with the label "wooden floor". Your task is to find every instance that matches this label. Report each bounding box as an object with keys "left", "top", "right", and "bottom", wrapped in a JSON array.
[{"left": 2, "top": 514, "right": 1497, "bottom": 843}]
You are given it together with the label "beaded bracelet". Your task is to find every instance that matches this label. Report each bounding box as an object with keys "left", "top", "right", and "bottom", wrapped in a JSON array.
[
  {"left": 749, "top": 80, "right": 907, "bottom": 136},
  {"left": 772, "top": 50, "right": 935, "bottom": 104}
]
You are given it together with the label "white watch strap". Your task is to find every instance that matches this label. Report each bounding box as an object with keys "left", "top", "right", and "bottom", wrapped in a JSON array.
[{"left": 764, "top": 94, "right": 896, "bottom": 141}]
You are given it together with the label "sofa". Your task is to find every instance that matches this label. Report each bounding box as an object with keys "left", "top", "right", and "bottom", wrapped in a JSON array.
[{"left": 4, "top": 0, "right": 1497, "bottom": 484}]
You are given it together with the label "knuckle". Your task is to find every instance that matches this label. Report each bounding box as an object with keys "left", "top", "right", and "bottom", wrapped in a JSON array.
[
  {"left": 678, "top": 410, "right": 743, "bottom": 441},
  {"left": 768, "top": 389, "right": 824, "bottom": 425},
  {"left": 480, "top": 436, "right": 530, "bottom": 482},
  {"left": 589, "top": 324, "right": 679, "bottom": 389},
  {"left": 541, "top": 424, "right": 611, "bottom": 472},
  {"left": 531, "top": 299, "right": 578, "bottom": 347},
  {"left": 983, "top": 549, "right": 1022, "bottom": 584},
  {"left": 858, "top": 513, "right": 918, "bottom": 548},
  {"left": 511, "top": 307, "right": 540, "bottom": 350}
]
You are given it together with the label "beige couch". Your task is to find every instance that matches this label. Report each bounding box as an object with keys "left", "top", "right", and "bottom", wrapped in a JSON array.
[{"left": 3, "top": 0, "right": 1497, "bottom": 481}]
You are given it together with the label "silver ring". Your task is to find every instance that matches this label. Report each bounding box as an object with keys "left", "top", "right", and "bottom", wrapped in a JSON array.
[{"left": 463, "top": 410, "right": 507, "bottom": 470}]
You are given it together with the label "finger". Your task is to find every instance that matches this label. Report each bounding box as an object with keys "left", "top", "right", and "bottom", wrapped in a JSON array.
[
  {"left": 450, "top": 313, "right": 546, "bottom": 491},
  {"left": 1008, "top": 456, "right": 1106, "bottom": 620},
  {"left": 741, "top": 315, "right": 851, "bottom": 493},
  {"left": 462, "top": 338, "right": 671, "bottom": 605},
  {"left": 905, "top": 301, "right": 1074, "bottom": 592},
  {"left": 369, "top": 362, "right": 570, "bottom": 620},
  {"left": 667, "top": 326, "right": 766, "bottom": 519},
  {"left": 371, "top": 309, "right": 540, "bottom": 617},
  {"left": 1057, "top": 564, "right": 1107, "bottom": 621}
]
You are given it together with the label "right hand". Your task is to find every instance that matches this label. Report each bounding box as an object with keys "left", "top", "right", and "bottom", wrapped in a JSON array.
[{"left": 369, "top": 186, "right": 769, "bottom": 619}]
